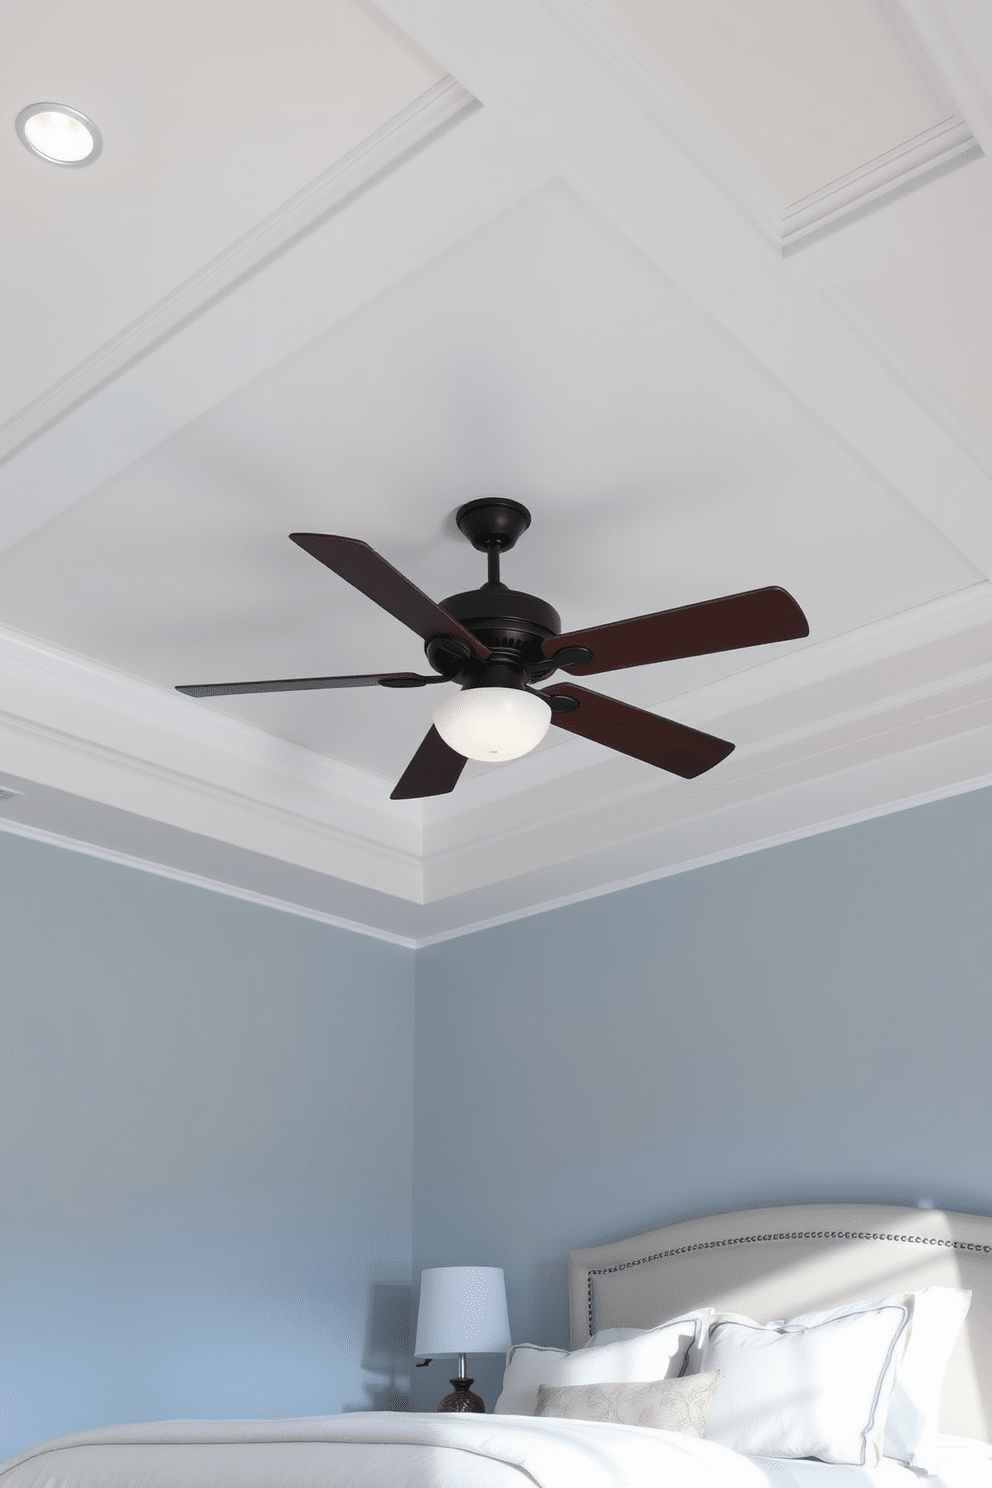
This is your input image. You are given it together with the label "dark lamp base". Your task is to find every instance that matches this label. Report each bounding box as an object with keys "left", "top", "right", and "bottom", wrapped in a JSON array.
[{"left": 437, "top": 1377, "right": 485, "bottom": 1413}]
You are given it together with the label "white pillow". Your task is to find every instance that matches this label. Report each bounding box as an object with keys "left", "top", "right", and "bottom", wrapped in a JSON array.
[
  {"left": 495, "top": 1313, "right": 703, "bottom": 1416},
  {"left": 785, "top": 1289, "right": 970, "bottom": 1471},
  {"left": 699, "top": 1300, "right": 911, "bottom": 1465},
  {"left": 581, "top": 1327, "right": 648, "bottom": 1349}
]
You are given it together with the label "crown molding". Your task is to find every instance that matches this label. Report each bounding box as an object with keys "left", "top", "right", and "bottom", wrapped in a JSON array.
[
  {"left": 0, "top": 815, "right": 417, "bottom": 949},
  {"left": 894, "top": 0, "right": 992, "bottom": 160},
  {"left": 780, "top": 116, "right": 980, "bottom": 254},
  {"left": 542, "top": 0, "right": 981, "bottom": 255},
  {"left": 3, "top": 584, "right": 992, "bottom": 941},
  {"left": 0, "top": 76, "right": 479, "bottom": 467},
  {"left": 0, "top": 622, "right": 425, "bottom": 899},
  {"left": 414, "top": 758, "right": 992, "bottom": 947}
]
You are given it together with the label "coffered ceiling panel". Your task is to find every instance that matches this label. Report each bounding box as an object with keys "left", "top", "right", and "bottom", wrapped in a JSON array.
[
  {"left": 596, "top": 0, "right": 954, "bottom": 203},
  {"left": 0, "top": 0, "right": 444, "bottom": 421},
  {"left": 0, "top": 0, "right": 990, "bottom": 942},
  {"left": 0, "top": 184, "right": 977, "bottom": 784}
]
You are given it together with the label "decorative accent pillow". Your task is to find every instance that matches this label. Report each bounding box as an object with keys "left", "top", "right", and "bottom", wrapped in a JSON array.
[
  {"left": 494, "top": 1314, "right": 704, "bottom": 1416},
  {"left": 535, "top": 1371, "right": 720, "bottom": 1434},
  {"left": 699, "top": 1300, "right": 911, "bottom": 1466}
]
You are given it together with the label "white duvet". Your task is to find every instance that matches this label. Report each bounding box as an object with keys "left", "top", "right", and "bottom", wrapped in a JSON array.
[
  {"left": 1, "top": 1416, "right": 987, "bottom": 1488},
  {"left": 0, "top": 1412, "right": 780, "bottom": 1488}
]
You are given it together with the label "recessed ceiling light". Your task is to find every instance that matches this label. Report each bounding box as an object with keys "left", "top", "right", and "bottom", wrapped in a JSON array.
[{"left": 15, "top": 103, "right": 102, "bottom": 167}]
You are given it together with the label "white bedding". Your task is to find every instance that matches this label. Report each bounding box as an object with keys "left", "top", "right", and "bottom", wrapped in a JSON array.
[
  {"left": 747, "top": 1439, "right": 992, "bottom": 1488},
  {"left": 0, "top": 1412, "right": 782, "bottom": 1488},
  {"left": 2, "top": 1416, "right": 987, "bottom": 1488}
]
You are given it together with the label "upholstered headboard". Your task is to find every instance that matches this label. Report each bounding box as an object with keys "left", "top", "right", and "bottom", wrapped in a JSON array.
[{"left": 569, "top": 1203, "right": 992, "bottom": 1441}]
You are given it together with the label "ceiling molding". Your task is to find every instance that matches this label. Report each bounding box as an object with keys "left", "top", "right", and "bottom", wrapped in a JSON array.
[
  {"left": 780, "top": 115, "right": 980, "bottom": 253},
  {"left": 6, "top": 583, "right": 992, "bottom": 930},
  {"left": 0, "top": 76, "right": 479, "bottom": 467},
  {"left": 542, "top": 0, "right": 981, "bottom": 255},
  {"left": 414, "top": 759, "right": 992, "bottom": 947},
  {"left": 2, "top": 0, "right": 991, "bottom": 947},
  {"left": 0, "top": 622, "right": 425, "bottom": 899},
  {"left": 6, "top": 700, "right": 992, "bottom": 952},
  {"left": 0, "top": 814, "right": 417, "bottom": 949},
  {"left": 0, "top": 622, "right": 413, "bottom": 813},
  {"left": 895, "top": 0, "right": 992, "bottom": 160}
]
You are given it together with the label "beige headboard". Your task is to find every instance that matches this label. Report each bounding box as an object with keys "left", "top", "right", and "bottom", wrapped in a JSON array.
[{"left": 569, "top": 1203, "right": 992, "bottom": 1441}]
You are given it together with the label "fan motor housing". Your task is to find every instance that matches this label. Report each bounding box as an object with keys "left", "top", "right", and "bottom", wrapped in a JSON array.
[{"left": 429, "top": 583, "right": 561, "bottom": 683}]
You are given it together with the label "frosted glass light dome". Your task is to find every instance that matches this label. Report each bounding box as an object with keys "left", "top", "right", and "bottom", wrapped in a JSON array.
[{"left": 432, "top": 687, "right": 552, "bottom": 762}]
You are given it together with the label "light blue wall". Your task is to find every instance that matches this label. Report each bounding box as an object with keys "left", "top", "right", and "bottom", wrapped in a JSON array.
[
  {"left": 7, "top": 782, "right": 992, "bottom": 1436},
  {"left": 0, "top": 832, "right": 414, "bottom": 1461},
  {"left": 412, "top": 786, "right": 992, "bottom": 1409}
]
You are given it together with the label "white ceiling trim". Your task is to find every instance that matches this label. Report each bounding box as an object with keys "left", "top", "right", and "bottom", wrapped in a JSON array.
[
  {"left": 542, "top": 0, "right": 980, "bottom": 254},
  {"left": 896, "top": 0, "right": 992, "bottom": 159},
  {"left": 780, "top": 115, "right": 980, "bottom": 254},
  {"left": 0, "top": 76, "right": 478, "bottom": 468},
  {"left": 414, "top": 761, "right": 992, "bottom": 947},
  {"left": 0, "top": 621, "right": 425, "bottom": 899},
  {"left": 5, "top": 581, "right": 992, "bottom": 922},
  {"left": 5, "top": 692, "right": 990, "bottom": 952},
  {"left": 0, "top": 814, "right": 417, "bottom": 949}
]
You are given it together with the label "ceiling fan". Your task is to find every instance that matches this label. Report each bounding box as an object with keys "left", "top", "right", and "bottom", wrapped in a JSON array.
[{"left": 177, "top": 498, "right": 809, "bottom": 800}]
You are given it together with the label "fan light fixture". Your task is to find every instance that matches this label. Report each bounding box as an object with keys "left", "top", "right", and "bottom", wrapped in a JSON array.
[
  {"left": 176, "top": 498, "right": 810, "bottom": 800},
  {"left": 16, "top": 103, "right": 102, "bottom": 166},
  {"left": 432, "top": 687, "right": 551, "bottom": 762}
]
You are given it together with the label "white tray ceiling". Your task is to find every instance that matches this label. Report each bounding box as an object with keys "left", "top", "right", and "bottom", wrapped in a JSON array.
[{"left": 0, "top": 0, "right": 990, "bottom": 944}]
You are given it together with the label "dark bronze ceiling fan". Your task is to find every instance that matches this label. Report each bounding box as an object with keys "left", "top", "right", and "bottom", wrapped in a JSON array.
[{"left": 177, "top": 498, "right": 809, "bottom": 800}]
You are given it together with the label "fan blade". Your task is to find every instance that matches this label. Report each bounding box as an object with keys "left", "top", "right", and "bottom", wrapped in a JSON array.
[
  {"left": 177, "top": 672, "right": 446, "bottom": 699},
  {"left": 543, "top": 682, "right": 734, "bottom": 779},
  {"left": 390, "top": 726, "right": 467, "bottom": 800},
  {"left": 544, "top": 586, "right": 808, "bottom": 675},
  {"left": 290, "top": 533, "right": 489, "bottom": 659}
]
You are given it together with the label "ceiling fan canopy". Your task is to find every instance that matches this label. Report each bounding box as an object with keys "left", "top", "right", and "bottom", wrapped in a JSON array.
[{"left": 177, "top": 498, "right": 809, "bottom": 800}]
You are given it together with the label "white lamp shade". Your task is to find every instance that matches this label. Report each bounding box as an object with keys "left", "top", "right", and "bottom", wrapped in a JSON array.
[
  {"left": 415, "top": 1267, "right": 512, "bottom": 1356},
  {"left": 432, "top": 688, "right": 551, "bottom": 762}
]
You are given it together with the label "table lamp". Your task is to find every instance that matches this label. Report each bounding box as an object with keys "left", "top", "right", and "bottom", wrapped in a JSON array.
[{"left": 414, "top": 1266, "right": 512, "bottom": 1412}]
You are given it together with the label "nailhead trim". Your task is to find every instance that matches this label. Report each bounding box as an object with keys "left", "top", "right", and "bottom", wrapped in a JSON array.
[{"left": 585, "top": 1228, "right": 992, "bottom": 1335}]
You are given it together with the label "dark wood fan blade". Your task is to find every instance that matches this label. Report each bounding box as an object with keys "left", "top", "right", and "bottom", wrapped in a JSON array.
[
  {"left": 177, "top": 672, "right": 446, "bottom": 699},
  {"left": 544, "top": 586, "right": 808, "bottom": 675},
  {"left": 543, "top": 682, "right": 734, "bottom": 778},
  {"left": 290, "top": 534, "right": 489, "bottom": 659},
  {"left": 390, "top": 726, "right": 467, "bottom": 800}
]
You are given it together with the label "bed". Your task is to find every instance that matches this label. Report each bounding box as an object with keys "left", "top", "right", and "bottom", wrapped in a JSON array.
[{"left": 2, "top": 1202, "right": 990, "bottom": 1487}]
